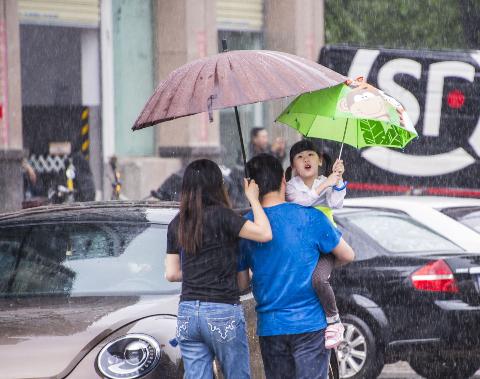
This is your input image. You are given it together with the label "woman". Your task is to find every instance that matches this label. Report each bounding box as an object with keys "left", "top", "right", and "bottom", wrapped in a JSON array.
[{"left": 165, "top": 159, "right": 272, "bottom": 379}]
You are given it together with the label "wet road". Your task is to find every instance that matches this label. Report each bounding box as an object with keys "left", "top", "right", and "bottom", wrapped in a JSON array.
[{"left": 379, "top": 361, "right": 480, "bottom": 378}]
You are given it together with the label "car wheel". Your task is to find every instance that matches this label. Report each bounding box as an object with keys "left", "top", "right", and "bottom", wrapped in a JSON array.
[
  {"left": 336, "top": 314, "right": 384, "bottom": 379},
  {"left": 409, "top": 355, "right": 479, "bottom": 379}
]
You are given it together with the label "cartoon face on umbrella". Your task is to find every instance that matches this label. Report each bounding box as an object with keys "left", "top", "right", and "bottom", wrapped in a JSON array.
[
  {"left": 339, "top": 82, "right": 390, "bottom": 120},
  {"left": 337, "top": 78, "right": 415, "bottom": 134}
]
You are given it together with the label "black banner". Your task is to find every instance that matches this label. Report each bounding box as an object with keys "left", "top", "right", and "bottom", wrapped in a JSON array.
[{"left": 318, "top": 45, "right": 480, "bottom": 197}]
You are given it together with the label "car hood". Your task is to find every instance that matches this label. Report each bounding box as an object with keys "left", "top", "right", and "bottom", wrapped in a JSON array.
[{"left": 0, "top": 294, "right": 179, "bottom": 379}]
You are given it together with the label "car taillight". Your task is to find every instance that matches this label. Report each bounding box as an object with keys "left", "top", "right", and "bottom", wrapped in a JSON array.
[{"left": 411, "top": 259, "right": 459, "bottom": 293}]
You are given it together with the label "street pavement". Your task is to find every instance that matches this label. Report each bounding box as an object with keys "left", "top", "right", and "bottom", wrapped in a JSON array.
[{"left": 379, "top": 361, "right": 480, "bottom": 378}]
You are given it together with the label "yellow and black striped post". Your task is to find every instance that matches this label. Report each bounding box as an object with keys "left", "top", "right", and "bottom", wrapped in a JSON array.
[{"left": 81, "top": 107, "right": 90, "bottom": 159}]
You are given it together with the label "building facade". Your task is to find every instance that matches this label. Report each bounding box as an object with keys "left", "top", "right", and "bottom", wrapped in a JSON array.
[{"left": 0, "top": 0, "right": 325, "bottom": 211}]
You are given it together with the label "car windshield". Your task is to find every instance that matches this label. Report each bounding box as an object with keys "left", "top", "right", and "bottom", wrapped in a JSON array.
[
  {"left": 441, "top": 207, "right": 480, "bottom": 234},
  {"left": 0, "top": 222, "right": 180, "bottom": 296},
  {"left": 337, "top": 209, "right": 461, "bottom": 253}
]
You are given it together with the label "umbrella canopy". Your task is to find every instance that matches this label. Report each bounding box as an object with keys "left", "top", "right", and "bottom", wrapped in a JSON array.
[
  {"left": 132, "top": 49, "right": 346, "bottom": 130},
  {"left": 276, "top": 79, "right": 418, "bottom": 158}
]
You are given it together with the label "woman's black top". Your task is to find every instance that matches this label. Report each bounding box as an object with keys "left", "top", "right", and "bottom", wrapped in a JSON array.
[{"left": 167, "top": 205, "right": 247, "bottom": 304}]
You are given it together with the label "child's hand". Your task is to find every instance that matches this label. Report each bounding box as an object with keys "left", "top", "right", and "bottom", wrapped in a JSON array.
[
  {"left": 244, "top": 178, "right": 260, "bottom": 202},
  {"left": 332, "top": 159, "right": 345, "bottom": 177},
  {"left": 325, "top": 172, "right": 341, "bottom": 187}
]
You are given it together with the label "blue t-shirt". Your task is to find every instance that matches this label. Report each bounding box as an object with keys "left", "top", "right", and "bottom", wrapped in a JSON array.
[{"left": 238, "top": 203, "right": 341, "bottom": 336}]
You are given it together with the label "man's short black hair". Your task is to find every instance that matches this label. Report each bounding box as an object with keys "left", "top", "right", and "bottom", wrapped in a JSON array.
[
  {"left": 250, "top": 127, "right": 266, "bottom": 140},
  {"left": 246, "top": 153, "right": 283, "bottom": 197}
]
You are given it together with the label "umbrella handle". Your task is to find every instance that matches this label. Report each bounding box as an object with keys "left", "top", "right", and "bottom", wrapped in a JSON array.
[
  {"left": 234, "top": 106, "right": 249, "bottom": 178},
  {"left": 338, "top": 142, "right": 344, "bottom": 161},
  {"left": 333, "top": 180, "right": 348, "bottom": 191},
  {"left": 337, "top": 119, "right": 348, "bottom": 161}
]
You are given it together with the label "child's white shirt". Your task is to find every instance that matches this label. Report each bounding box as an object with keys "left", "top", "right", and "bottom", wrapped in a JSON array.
[{"left": 286, "top": 175, "right": 346, "bottom": 208}]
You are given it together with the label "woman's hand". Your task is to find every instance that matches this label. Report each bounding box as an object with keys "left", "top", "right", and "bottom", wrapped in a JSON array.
[
  {"left": 244, "top": 178, "right": 260, "bottom": 202},
  {"left": 239, "top": 178, "right": 272, "bottom": 243}
]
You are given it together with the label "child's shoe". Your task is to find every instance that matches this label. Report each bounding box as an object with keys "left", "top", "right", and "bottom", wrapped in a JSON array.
[{"left": 325, "top": 322, "right": 345, "bottom": 349}]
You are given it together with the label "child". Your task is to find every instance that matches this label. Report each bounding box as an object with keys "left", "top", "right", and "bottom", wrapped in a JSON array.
[{"left": 286, "top": 139, "right": 347, "bottom": 349}]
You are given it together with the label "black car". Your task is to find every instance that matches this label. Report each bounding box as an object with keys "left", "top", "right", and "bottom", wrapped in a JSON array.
[{"left": 332, "top": 206, "right": 480, "bottom": 379}]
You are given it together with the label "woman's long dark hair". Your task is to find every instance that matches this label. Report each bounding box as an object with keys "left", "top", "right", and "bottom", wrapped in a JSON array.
[{"left": 178, "top": 159, "right": 231, "bottom": 255}]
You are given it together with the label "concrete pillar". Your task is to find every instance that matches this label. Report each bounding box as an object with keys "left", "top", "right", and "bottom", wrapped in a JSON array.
[
  {"left": 265, "top": 0, "right": 324, "bottom": 61},
  {"left": 112, "top": 0, "right": 155, "bottom": 157},
  {"left": 115, "top": 156, "right": 181, "bottom": 200},
  {"left": 0, "top": 0, "right": 24, "bottom": 212},
  {"left": 81, "top": 29, "right": 103, "bottom": 200},
  {"left": 264, "top": 0, "right": 325, "bottom": 144},
  {"left": 0, "top": 149, "right": 24, "bottom": 210},
  {"left": 103, "top": 0, "right": 195, "bottom": 201},
  {"left": 153, "top": 0, "right": 220, "bottom": 161},
  {"left": 101, "top": 0, "right": 115, "bottom": 164}
]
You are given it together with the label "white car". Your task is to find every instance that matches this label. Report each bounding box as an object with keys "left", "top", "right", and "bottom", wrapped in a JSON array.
[
  {"left": 426, "top": 197, "right": 480, "bottom": 235},
  {"left": 343, "top": 196, "right": 480, "bottom": 252}
]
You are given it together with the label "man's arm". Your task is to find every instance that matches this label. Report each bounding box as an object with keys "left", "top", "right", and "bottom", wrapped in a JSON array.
[
  {"left": 237, "top": 237, "right": 251, "bottom": 292},
  {"left": 237, "top": 270, "right": 251, "bottom": 292},
  {"left": 165, "top": 254, "right": 182, "bottom": 282},
  {"left": 331, "top": 238, "right": 355, "bottom": 267}
]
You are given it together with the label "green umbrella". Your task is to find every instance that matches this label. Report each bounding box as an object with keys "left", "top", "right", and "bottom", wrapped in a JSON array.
[{"left": 276, "top": 80, "right": 418, "bottom": 159}]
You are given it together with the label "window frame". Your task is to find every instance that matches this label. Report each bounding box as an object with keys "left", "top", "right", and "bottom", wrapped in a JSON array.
[{"left": 335, "top": 207, "right": 463, "bottom": 255}]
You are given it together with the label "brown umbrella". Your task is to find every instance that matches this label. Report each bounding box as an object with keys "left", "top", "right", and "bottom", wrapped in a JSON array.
[{"left": 132, "top": 44, "right": 346, "bottom": 174}]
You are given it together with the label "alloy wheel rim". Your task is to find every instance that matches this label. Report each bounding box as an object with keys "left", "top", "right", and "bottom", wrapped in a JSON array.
[{"left": 335, "top": 322, "right": 368, "bottom": 378}]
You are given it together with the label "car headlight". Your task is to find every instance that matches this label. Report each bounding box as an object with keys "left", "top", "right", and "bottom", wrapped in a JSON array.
[{"left": 97, "top": 334, "right": 160, "bottom": 379}]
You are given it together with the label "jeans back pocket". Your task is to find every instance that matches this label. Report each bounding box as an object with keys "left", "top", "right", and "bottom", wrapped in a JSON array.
[
  {"left": 206, "top": 316, "right": 237, "bottom": 343},
  {"left": 176, "top": 315, "right": 190, "bottom": 341}
]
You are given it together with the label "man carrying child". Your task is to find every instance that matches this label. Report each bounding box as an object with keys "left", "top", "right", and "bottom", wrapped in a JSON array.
[{"left": 238, "top": 153, "right": 355, "bottom": 379}]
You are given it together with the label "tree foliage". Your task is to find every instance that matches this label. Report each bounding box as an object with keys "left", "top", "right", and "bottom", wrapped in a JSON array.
[{"left": 325, "top": 0, "right": 480, "bottom": 50}]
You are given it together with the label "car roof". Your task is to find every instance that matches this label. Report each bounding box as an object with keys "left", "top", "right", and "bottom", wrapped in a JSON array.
[
  {"left": 340, "top": 196, "right": 480, "bottom": 252},
  {"left": 344, "top": 196, "right": 480, "bottom": 209},
  {"left": 0, "top": 201, "right": 180, "bottom": 226}
]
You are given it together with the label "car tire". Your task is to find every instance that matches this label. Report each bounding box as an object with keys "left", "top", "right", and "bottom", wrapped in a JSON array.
[
  {"left": 336, "top": 314, "right": 384, "bottom": 379},
  {"left": 329, "top": 349, "right": 340, "bottom": 379},
  {"left": 409, "top": 355, "right": 480, "bottom": 379}
]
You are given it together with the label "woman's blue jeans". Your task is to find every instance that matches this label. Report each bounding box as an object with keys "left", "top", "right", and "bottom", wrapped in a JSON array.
[{"left": 176, "top": 300, "right": 251, "bottom": 379}]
